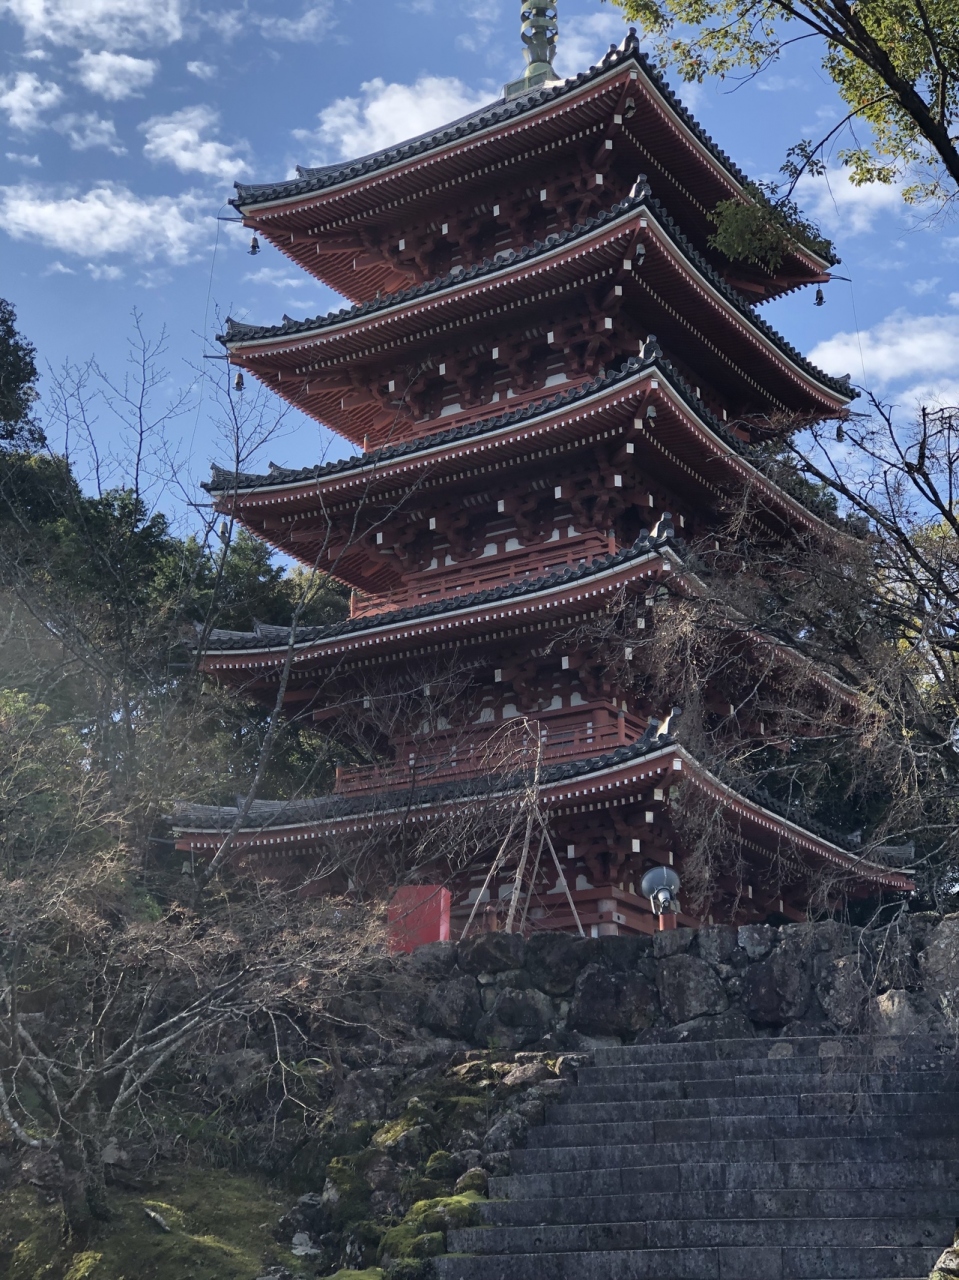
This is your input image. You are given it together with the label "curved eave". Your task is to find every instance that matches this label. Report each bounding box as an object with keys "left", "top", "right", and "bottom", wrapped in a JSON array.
[
  {"left": 172, "top": 743, "right": 912, "bottom": 892},
  {"left": 212, "top": 360, "right": 840, "bottom": 544},
  {"left": 197, "top": 544, "right": 677, "bottom": 672},
  {"left": 231, "top": 39, "right": 832, "bottom": 286},
  {"left": 221, "top": 199, "right": 851, "bottom": 433}
]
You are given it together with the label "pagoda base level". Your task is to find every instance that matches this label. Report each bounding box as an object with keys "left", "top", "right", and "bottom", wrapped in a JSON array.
[{"left": 448, "top": 880, "right": 805, "bottom": 940}]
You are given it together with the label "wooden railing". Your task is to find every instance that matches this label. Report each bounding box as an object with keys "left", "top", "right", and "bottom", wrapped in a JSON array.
[
  {"left": 349, "top": 532, "right": 617, "bottom": 619},
  {"left": 333, "top": 711, "right": 643, "bottom": 795}
]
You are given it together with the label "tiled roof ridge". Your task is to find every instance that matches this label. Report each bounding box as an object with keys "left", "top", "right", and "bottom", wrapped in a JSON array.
[
  {"left": 220, "top": 191, "right": 654, "bottom": 343},
  {"left": 197, "top": 531, "right": 677, "bottom": 651},
  {"left": 230, "top": 35, "right": 754, "bottom": 210},
  {"left": 203, "top": 353, "right": 841, "bottom": 531},
  {"left": 169, "top": 736, "right": 878, "bottom": 859},
  {"left": 207, "top": 355, "right": 721, "bottom": 490},
  {"left": 219, "top": 192, "right": 852, "bottom": 400}
]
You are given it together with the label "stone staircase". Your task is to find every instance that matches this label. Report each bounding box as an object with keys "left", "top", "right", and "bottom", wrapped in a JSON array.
[{"left": 437, "top": 1035, "right": 959, "bottom": 1280}]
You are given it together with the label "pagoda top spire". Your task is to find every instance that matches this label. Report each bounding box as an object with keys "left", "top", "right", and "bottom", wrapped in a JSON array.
[{"left": 504, "top": 1, "right": 561, "bottom": 97}]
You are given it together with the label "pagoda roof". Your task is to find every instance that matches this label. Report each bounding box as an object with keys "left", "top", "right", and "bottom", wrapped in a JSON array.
[
  {"left": 198, "top": 532, "right": 677, "bottom": 655},
  {"left": 230, "top": 35, "right": 832, "bottom": 269},
  {"left": 205, "top": 355, "right": 840, "bottom": 537},
  {"left": 232, "top": 37, "right": 746, "bottom": 210},
  {"left": 219, "top": 191, "right": 853, "bottom": 419},
  {"left": 171, "top": 739, "right": 912, "bottom": 891}
]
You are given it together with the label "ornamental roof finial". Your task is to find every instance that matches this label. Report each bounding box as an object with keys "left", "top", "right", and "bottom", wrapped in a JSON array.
[{"left": 504, "top": 2, "right": 561, "bottom": 98}]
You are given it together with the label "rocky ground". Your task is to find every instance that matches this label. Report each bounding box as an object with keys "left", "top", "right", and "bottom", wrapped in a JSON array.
[{"left": 4, "top": 914, "right": 959, "bottom": 1279}]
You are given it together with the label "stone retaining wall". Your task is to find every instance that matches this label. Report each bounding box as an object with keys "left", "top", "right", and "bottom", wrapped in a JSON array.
[{"left": 407, "top": 915, "right": 959, "bottom": 1049}]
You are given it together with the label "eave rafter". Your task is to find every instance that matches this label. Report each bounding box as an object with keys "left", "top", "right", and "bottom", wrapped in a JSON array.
[
  {"left": 233, "top": 41, "right": 830, "bottom": 304},
  {"left": 172, "top": 743, "right": 912, "bottom": 892},
  {"left": 221, "top": 199, "right": 850, "bottom": 448}
]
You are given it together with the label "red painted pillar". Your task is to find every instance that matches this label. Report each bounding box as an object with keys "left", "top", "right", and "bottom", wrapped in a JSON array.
[{"left": 388, "top": 885, "right": 451, "bottom": 953}]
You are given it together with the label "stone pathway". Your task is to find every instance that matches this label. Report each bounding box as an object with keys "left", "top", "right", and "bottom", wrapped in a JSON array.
[{"left": 437, "top": 1035, "right": 958, "bottom": 1280}]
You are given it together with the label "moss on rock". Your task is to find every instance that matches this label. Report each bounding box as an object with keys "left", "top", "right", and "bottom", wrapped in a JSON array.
[
  {"left": 0, "top": 1167, "right": 301, "bottom": 1280},
  {"left": 378, "top": 1192, "right": 485, "bottom": 1265}
]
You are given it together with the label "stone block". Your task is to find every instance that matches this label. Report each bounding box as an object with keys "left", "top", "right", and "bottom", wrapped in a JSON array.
[
  {"left": 652, "top": 926, "right": 694, "bottom": 958},
  {"left": 696, "top": 924, "right": 738, "bottom": 966},
  {"left": 817, "top": 953, "right": 870, "bottom": 1029},
  {"left": 657, "top": 953, "right": 728, "bottom": 1024},
  {"left": 421, "top": 974, "right": 482, "bottom": 1039},
  {"left": 523, "top": 931, "right": 589, "bottom": 994},
  {"left": 738, "top": 923, "right": 776, "bottom": 959},
  {"left": 407, "top": 939, "right": 458, "bottom": 978},
  {"left": 458, "top": 931, "right": 525, "bottom": 975},
  {"left": 741, "top": 947, "right": 811, "bottom": 1025},
  {"left": 567, "top": 963, "right": 659, "bottom": 1038},
  {"left": 662, "top": 1009, "right": 754, "bottom": 1042},
  {"left": 920, "top": 914, "right": 959, "bottom": 1019},
  {"left": 476, "top": 985, "right": 555, "bottom": 1049}
]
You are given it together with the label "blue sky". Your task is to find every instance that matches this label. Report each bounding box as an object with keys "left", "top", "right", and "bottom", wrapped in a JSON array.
[{"left": 1, "top": 0, "right": 957, "bottom": 523}]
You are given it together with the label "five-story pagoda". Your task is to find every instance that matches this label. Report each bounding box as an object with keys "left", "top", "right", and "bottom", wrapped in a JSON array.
[{"left": 173, "top": 7, "right": 913, "bottom": 935}]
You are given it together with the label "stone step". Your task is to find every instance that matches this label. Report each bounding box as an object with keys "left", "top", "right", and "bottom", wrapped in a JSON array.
[
  {"left": 479, "top": 1186, "right": 959, "bottom": 1226},
  {"left": 592, "top": 1036, "right": 943, "bottom": 1067},
  {"left": 490, "top": 1158, "right": 959, "bottom": 1200},
  {"left": 578, "top": 1052, "right": 952, "bottom": 1086},
  {"left": 434, "top": 1244, "right": 943, "bottom": 1279},
  {"left": 450, "top": 1215, "right": 951, "bottom": 1254},
  {"left": 548, "top": 1090, "right": 949, "bottom": 1124},
  {"left": 511, "top": 1133, "right": 957, "bottom": 1173},
  {"left": 525, "top": 1111, "right": 959, "bottom": 1148},
  {"left": 572, "top": 1070, "right": 957, "bottom": 1103}
]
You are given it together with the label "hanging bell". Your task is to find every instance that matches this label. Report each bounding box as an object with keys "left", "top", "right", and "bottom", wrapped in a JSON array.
[
  {"left": 233, "top": 371, "right": 245, "bottom": 392},
  {"left": 814, "top": 287, "right": 825, "bottom": 306},
  {"left": 248, "top": 234, "right": 260, "bottom": 256}
]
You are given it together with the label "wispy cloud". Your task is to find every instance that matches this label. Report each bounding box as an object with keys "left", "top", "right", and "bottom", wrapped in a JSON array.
[
  {"left": 54, "top": 111, "right": 125, "bottom": 153},
  {"left": 5, "top": 151, "right": 41, "bottom": 166},
  {"left": 74, "top": 50, "right": 157, "bottom": 100},
  {"left": 297, "top": 75, "right": 492, "bottom": 162},
  {"left": 794, "top": 169, "right": 906, "bottom": 235},
  {"left": 553, "top": 12, "right": 628, "bottom": 78},
  {"left": 0, "top": 182, "right": 211, "bottom": 264},
  {"left": 141, "top": 104, "right": 250, "bottom": 181},
  {"left": 245, "top": 265, "right": 309, "bottom": 288},
  {"left": 256, "top": 1, "right": 334, "bottom": 42},
  {"left": 810, "top": 309, "right": 959, "bottom": 406},
  {"left": 0, "top": 71, "right": 62, "bottom": 130},
  {"left": 186, "top": 59, "right": 217, "bottom": 80},
  {"left": 0, "top": 0, "right": 184, "bottom": 49}
]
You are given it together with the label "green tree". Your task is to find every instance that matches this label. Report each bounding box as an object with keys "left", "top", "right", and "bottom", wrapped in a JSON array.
[
  {"left": 0, "top": 299, "right": 43, "bottom": 451},
  {"left": 613, "top": 0, "right": 959, "bottom": 242}
]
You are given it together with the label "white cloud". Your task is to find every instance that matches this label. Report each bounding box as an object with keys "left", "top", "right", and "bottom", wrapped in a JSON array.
[
  {"left": 299, "top": 75, "right": 492, "bottom": 162},
  {"left": 0, "top": 182, "right": 211, "bottom": 264},
  {"left": 794, "top": 168, "right": 906, "bottom": 235},
  {"left": 809, "top": 310, "right": 959, "bottom": 405},
  {"left": 54, "top": 110, "right": 125, "bottom": 152},
  {"left": 0, "top": 0, "right": 183, "bottom": 49},
  {"left": 86, "top": 261, "right": 122, "bottom": 279},
  {"left": 0, "top": 71, "right": 63, "bottom": 130},
  {"left": 6, "top": 151, "right": 41, "bottom": 165},
  {"left": 454, "top": 0, "right": 503, "bottom": 53},
  {"left": 186, "top": 59, "right": 216, "bottom": 80},
  {"left": 553, "top": 12, "right": 629, "bottom": 78},
  {"left": 757, "top": 74, "right": 805, "bottom": 92},
  {"left": 140, "top": 104, "right": 250, "bottom": 180},
  {"left": 245, "top": 265, "right": 308, "bottom": 288},
  {"left": 43, "top": 258, "right": 73, "bottom": 273},
  {"left": 906, "top": 277, "right": 940, "bottom": 297},
  {"left": 74, "top": 49, "right": 156, "bottom": 99},
  {"left": 256, "top": 1, "right": 334, "bottom": 42}
]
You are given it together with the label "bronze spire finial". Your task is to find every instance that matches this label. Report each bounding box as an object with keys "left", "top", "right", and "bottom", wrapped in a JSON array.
[{"left": 504, "top": 2, "right": 561, "bottom": 98}]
